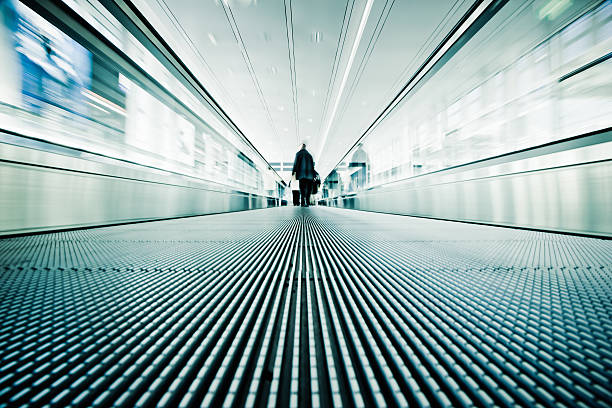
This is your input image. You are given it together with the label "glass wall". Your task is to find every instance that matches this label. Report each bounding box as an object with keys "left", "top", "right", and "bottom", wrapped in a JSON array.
[
  {"left": 323, "top": 0, "right": 611, "bottom": 198},
  {"left": 0, "top": 0, "right": 281, "bottom": 196}
]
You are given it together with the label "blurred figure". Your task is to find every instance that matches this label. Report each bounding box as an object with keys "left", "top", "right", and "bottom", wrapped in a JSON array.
[
  {"left": 292, "top": 142, "right": 315, "bottom": 207},
  {"left": 311, "top": 170, "right": 321, "bottom": 203}
]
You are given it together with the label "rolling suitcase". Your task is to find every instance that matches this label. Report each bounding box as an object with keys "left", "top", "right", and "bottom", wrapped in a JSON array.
[{"left": 292, "top": 190, "right": 300, "bottom": 206}]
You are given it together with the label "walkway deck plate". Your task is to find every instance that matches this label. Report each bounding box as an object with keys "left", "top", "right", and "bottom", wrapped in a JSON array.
[{"left": 0, "top": 207, "right": 611, "bottom": 407}]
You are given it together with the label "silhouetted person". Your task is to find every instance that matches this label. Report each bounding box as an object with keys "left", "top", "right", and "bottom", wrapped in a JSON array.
[{"left": 292, "top": 143, "right": 315, "bottom": 207}]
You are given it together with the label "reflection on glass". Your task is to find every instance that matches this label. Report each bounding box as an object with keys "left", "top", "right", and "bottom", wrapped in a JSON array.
[
  {"left": 0, "top": 0, "right": 279, "bottom": 196},
  {"left": 324, "top": 1, "right": 611, "bottom": 198}
]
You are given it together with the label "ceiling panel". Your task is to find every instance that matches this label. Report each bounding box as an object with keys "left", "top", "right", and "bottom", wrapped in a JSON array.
[{"left": 135, "top": 0, "right": 475, "bottom": 180}]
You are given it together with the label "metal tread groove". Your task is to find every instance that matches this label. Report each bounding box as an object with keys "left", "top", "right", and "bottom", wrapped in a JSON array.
[{"left": 0, "top": 207, "right": 611, "bottom": 407}]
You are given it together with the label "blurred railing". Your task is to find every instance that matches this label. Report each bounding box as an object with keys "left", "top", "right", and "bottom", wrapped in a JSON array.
[
  {"left": 0, "top": 0, "right": 284, "bottom": 234},
  {"left": 321, "top": 1, "right": 612, "bottom": 236}
]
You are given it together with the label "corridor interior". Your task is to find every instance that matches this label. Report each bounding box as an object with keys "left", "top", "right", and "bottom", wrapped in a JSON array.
[{"left": 1, "top": 207, "right": 610, "bottom": 407}]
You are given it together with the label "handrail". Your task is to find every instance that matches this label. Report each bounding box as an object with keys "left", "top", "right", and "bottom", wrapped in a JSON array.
[
  {"left": 325, "top": 126, "right": 612, "bottom": 197},
  {"left": 0, "top": 128, "right": 267, "bottom": 196}
]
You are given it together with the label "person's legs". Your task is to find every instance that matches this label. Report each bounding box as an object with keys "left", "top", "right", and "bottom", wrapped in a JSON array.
[
  {"left": 305, "top": 180, "right": 312, "bottom": 207},
  {"left": 299, "top": 179, "right": 308, "bottom": 206}
]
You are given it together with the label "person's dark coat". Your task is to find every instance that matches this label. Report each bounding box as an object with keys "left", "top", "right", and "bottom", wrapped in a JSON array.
[{"left": 292, "top": 148, "right": 315, "bottom": 180}]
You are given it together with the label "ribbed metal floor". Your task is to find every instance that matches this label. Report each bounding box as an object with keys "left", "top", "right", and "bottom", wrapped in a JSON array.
[{"left": 1, "top": 207, "right": 611, "bottom": 407}]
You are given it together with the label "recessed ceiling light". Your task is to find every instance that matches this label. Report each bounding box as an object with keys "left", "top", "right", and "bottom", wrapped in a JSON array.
[
  {"left": 208, "top": 33, "right": 217, "bottom": 46},
  {"left": 283, "top": 128, "right": 289, "bottom": 132},
  {"left": 307, "top": 118, "right": 313, "bottom": 123},
  {"left": 311, "top": 89, "right": 316, "bottom": 96},
  {"left": 317, "top": 0, "right": 374, "bottom": 162},
  {"left": 277, "top": 105, "right": 285, "bottom": 111}
]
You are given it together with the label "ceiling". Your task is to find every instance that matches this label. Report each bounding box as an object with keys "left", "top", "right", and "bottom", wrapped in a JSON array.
[{"left": 133, "top": 0, "right": 473, "bottom": 180}]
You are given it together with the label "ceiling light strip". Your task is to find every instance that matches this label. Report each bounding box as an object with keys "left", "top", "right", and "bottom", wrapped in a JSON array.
[
  {"left": 329, "top": 0, "right": 509, "bottom": 177},
  {"left": 283, "top": 0, "right": 300, "bottom": 146},
  {"left": 337, "top": 0, "right": 395, "bottom": 132},
  {"left": 317, "top": 0, "right": 375, "bottom": 162},
  {"left": 319, "top": 0, "right": 356, "bottom": 143}
]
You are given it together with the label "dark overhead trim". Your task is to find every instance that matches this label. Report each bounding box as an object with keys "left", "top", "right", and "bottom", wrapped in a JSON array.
[
  {"left": 21, "top": 0, "right": 205, "bottom": 134},
  {"left": 329, "top": 0, "right": 509, "bottom": 179},
  {"left": 558, "top": 51, "right": 612, "bottom": 82},
  {"left": 24, "top": 0, "right": 283, "bottom": 185},
  {"left": 98, "top": 0, "right": 268, "bottom": 162},
  {"left": 102, "top": 0, "right": 286, "bottom": 183}
]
